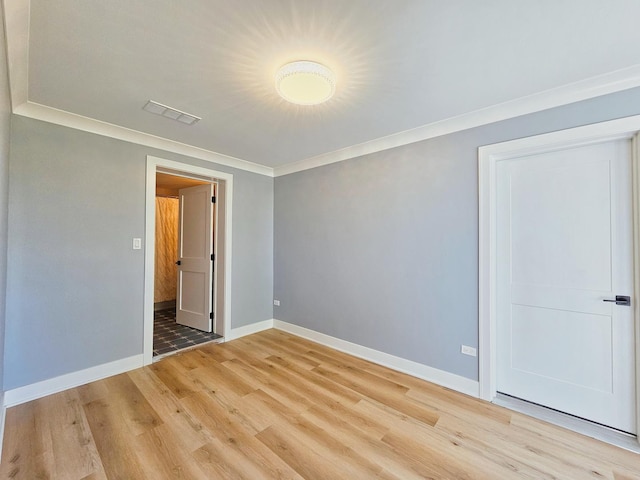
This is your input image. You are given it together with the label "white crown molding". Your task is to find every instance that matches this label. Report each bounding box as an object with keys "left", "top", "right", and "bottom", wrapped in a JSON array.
[
  {"left": 2, "top": 0, "right": 274, "bottom": 177},
  {"left": 4, "top": 354, "right": 144, "bottom": 407},
  {"left": 273, "top": 320, "right": 479, "bottom": 398},
  {"left": 5, "top": 0, "right": 640, "bottom": 178},
  {"left": 14, "top": 102, "right": 274, "bottom": 176},
  {"left": 274, "top": 64, "right": 640, "bottom": 177},
  {"left": 3, "top": 0, "right": 29, "bottom": 109}
]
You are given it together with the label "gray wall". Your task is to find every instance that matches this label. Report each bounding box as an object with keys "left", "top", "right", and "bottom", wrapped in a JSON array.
[
  {"left": 0, "top": 5, "right": 12, "bottom": 401},
  {"left": 274, "top": 87, "right": 640, "bottom": 381},
  {"left": 5, "top": 87, "right": 640, "bottom": 391},
  {"left": 5, "top": 117, "right": 273, "bottom": 390}
]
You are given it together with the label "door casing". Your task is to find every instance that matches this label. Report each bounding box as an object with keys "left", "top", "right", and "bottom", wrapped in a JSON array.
[
  {"left": 478, "top": 115, "right": 640, "bottom": 442},
  {"left": 144, "top": 155, "right": 233, "bottom": 365}
]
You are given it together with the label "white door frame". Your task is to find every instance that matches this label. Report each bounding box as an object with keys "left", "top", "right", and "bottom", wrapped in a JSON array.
[
  {"left": 478, "top": 115, "right": 640, "bottom": 439},
  {"left": 143, "top": 155, "right": 233, "bottom": 365}
]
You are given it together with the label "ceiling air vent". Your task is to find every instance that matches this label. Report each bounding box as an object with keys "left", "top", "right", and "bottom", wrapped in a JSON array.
[{"left": 142, "top": 100, "right": 201, "bottom": 126}]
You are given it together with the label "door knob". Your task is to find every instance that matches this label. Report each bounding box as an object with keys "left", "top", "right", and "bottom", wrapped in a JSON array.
[
  {"left": 603, "top": 295, "right": 631, "bottom": 306},
  {"left": 175, "top": 260, "right": 181, "bottom": 266}
]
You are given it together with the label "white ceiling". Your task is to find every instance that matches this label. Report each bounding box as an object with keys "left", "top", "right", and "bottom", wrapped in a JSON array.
[{"left": 13, "top": 1, "right": 640, "bottom": 170}]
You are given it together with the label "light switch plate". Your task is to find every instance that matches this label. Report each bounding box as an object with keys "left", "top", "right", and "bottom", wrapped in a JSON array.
[{"left": 133, "top": 238, "right": 142, "bottom": 250}]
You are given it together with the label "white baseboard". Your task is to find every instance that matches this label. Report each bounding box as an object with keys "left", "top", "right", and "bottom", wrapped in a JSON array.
[
  {"left": 3, "top": 318, "right": 276, "bottom": 408},
  {"left": 273, "top": 320, "right": 479, "bottom": 398},
  {"left": 2, "top": 319, "right": 478, "bottom": 410},
  {"left": 226, "top": 319, "right": 274, "bottom": 341},
  {"left": 0, "top": 392, "right": 5, "bottom": 462},
  {"left": 4, "top": 354, "right": 144, "bottom": 408}
]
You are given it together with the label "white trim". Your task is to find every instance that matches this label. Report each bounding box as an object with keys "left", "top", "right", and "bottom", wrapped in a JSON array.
[
  {"left": 275, "top": 65, "right": 640, "bottom": 177},
  {"left": 144, "top": 156, "right": 234, "bottom": 366},
  {"left": 2, "top": 0, "right": 29, "bottom": 109},
  {"left": 0, "top": 393, "right": 5, "bottom": 462},
  {"left": 2, "top": 0, "right": 265, "bottom": 174},
  {"left": 14, "top": 102, "right": 273, "bottom": 176},
  {"left": 633, "top": 133, "right": 640, "bottom": 439},
  {"left": 226, "top": 319, "right": 274, "bottom": 341},
  {"left": 4, "top": 354, "right": 143, "bottom": 407},
  {"left": 273, "top": 320, "right": 479, "bottom": 397},
  {"left": 5, "top": 1, "right": 640, "bottom": 178},
  {"left": 478, "top": 114, "right": 640, "bottom": 442},
  {"left": 494, "top": 394, "right": 640, "bottom": 454}
]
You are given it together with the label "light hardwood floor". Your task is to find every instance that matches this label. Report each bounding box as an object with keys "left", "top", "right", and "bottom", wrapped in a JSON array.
[{"left": 1, "top": 329, "right": 639, "bottom": 479}]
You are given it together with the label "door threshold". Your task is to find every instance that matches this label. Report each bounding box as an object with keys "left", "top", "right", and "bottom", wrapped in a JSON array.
[
  {"left": 493, "top": 393, "right": 639, "bottom": 453},
  {"left": 152, "top": 337, "right": 225, "bottom": 363}
]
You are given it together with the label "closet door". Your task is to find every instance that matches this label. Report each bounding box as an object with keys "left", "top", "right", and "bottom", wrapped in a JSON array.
[{"left": 495, "top": 139, "right": 635, "bottom": 433}]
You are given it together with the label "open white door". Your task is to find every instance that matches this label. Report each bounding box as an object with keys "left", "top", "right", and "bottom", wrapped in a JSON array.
[
  {"left": 176, "top": 183, "right": 214, "bottom": 332},
  {"left": 496, "top": 139, "right": 636, "bottom": 434}
]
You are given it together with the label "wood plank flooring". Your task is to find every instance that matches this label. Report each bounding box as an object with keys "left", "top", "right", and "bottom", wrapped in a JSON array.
[{"left": 1, "top": 329, "right": 639, "bottom": 479}]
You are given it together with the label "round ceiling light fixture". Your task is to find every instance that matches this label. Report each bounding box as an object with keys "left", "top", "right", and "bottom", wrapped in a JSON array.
[{"left": 275, "top": 61, "right": 336, "bottom": 105}]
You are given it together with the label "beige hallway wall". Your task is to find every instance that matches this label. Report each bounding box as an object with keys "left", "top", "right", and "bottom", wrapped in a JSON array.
[{"left": 155, "top": 196, "right": 179, "bottom": 303}]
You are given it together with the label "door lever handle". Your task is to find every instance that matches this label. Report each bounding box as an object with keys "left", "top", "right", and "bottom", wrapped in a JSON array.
[
  {"left": 175, "top": 260, "right": 181, "bottom": 266},
  {"left": 603, "top": 295, "right": 631, "bottom": 306}
]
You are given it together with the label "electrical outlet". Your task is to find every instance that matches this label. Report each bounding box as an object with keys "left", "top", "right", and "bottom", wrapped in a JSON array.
[
  {"left": 461, "top": 345, "right": 477, "bottom": 357},
  {"left": 273, "top": 299, "right": 280, "bottom": 306}
]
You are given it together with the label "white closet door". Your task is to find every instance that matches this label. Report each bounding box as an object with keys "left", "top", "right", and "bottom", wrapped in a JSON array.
[{"left": 496, "top": 139, "right": 636, "bottom": 433}]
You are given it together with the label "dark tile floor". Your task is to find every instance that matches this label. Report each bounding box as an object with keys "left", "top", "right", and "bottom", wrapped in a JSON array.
[{"left": 153, "top": 308, "right": 223, "bottom": 356}]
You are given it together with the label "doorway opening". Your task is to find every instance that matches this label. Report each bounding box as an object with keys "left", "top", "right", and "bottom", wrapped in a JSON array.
[
  {"left": 144, "top": 156, "right": 233, "bottom": 365},
  {"left": 153, "top": 172, "right": 222, "bottom": 357}
]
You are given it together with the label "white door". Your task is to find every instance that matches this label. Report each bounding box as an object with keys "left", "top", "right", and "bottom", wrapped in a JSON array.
[
  {"left": 496, "top": 139, "right": 636, "bottom": 434},
  {"left": 176, "top": 183, "right": 214, "bottom": 332}
]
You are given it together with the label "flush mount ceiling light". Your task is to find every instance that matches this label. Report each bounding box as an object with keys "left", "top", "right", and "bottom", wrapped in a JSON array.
[
  {"left": 275, "top": 61, "right": 336, "bottom": 105},
  {"left": 142, "top": 100, "right": 201, "bottom": 125}
]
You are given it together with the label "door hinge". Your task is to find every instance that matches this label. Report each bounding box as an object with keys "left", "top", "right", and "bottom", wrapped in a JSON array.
[
  {"left": 211, "top": 254, "right": 215, "bottom": 261},
  {"left": 212, "top": 196, "right": 216, "bottom": 203},
  {"left": 209, "top": 312, "right": 214, "bottom": 319}
]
